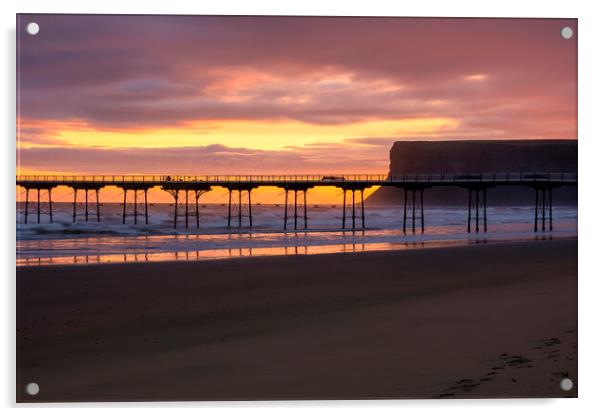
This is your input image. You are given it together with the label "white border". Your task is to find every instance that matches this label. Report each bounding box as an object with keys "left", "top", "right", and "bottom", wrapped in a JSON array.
[{"left": 3, "top": 1, "right": 602, "bottom": 414}]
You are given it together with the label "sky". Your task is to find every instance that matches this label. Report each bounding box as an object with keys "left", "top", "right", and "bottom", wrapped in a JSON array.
[{"left": 16, "top": 15, "right": 577, "bottom": 204}]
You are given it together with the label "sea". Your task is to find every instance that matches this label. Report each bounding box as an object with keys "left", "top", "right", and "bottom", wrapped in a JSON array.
[{"left": 16, "top": 203, "right": 578, "bottom": 266}]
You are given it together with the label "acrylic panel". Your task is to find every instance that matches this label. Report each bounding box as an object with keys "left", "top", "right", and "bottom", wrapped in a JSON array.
[{"left": 16, "top": 14, "right": 577, "bottom": 402}]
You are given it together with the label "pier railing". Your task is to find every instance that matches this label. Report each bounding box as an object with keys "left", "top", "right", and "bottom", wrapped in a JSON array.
[{"left": 16, "top": 172, "right": 577, "bottom": 185}]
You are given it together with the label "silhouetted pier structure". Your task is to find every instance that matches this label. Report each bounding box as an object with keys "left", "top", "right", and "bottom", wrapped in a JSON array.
[
  {"left": 282, "top": 185, "right": 313, "bottom": 230},
  {"left": 16, "top": 172, "right": 576, "bottom": 233},
  {"left": 398, "top": 186, "right": 425, "bottom": 234},
  {"left": 341, "top": 186, "right": 369, "bottom": 230}
]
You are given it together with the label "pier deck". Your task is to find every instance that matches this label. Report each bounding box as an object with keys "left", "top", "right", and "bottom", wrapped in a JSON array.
[{"left": 16, "top": 172, "right": 577, "bottom": 232}]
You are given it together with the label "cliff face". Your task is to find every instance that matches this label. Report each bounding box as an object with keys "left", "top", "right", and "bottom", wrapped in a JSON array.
[
  {"left": 388, "top": 140, "right": 577, "bottom": 173},
  {"left": 367, "top": 140, "right": 577, "bottom": 206}
]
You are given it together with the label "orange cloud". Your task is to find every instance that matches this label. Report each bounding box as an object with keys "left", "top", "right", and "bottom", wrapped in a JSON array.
[{"left": 464, "top": 73, "right": 488, "bottom": 81}]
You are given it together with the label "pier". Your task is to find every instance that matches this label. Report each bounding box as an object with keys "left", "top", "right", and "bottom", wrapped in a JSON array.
[{"left": 16, "top": 172, "right": 577, "bottom": 233}]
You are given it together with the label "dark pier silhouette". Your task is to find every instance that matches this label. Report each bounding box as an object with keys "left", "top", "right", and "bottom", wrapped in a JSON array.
[
  {"left": 282, "top": 184, "right": 313, "bottom": 230},
  {"left": 71, "top": 184, "right": 102, "bottom": 223},
  {"left": 120, "top": 185, "right": 153, "bottom": 225},
  {"left": 399, "top": 186, "right": 426, "bottom": 234},
  {"left": 340, "top": 185, "right": 369, "bottom": 230},
  {"left": 16, "top": 172, "right": 577, "bottom": 233},
  {"left": 161, "top": 182, "right": 212, "bottom": 228},
  {"left": 222, "top": 185, "right": 257, "bottom": 228}
]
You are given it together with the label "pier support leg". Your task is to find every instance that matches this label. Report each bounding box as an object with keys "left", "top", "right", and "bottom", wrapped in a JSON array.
[
  {"left": 412, "top": 189, "right": 416, "bottom": 234},
  {"left": 534, "top": 188, "right": 539, "bottom": 232},
  {"left": 248, "top": 190, "right": 253, "bottom": 228},
  {"left": 144, "top": 189, "right": 148, "bottom": 225},
  {"left": 420, "top": 188, "right": 424, "bottom": 234},
  {"left": 134, "top": 190, "right": 138, "bottom": 225},
  {"left": 25, "top": 188, "right": 29, "bottom": 224},
  {"left": 342, "top": 190, "right": 347, "bottom": 229},
  {"left": 238, "top": 190, "right": 242, "bottom": 228},
  {"left": 540, "top": 190, "right": 545, "bottom": 232},
  {"left": 85, "top": 189, "right": 89, "bottom": 222},
  {"left": 72, "top": 189, "right": 77, "bottom": 223},
  {"left": 96, "top": 189, "right": 101, "bottom": 222},
  {"left": 294, "top": 190, "right": 298, "bottom": 230},
  {"left": 122, "top": 189, "right": 127, "bottom": 224},
  {"left": 403, "top": 188, "right": 407, "bottom": 234},
  {"left": 37, "top": 189, "right": 40, "bottom": 224},
  {"left": 173, "top": 190, "right": 178, "bottom": 229},
  {"left": 284, "top": 190, "right": 288, "bottom": 230},
  {"left": 352, "top": 190, "right": 356, "bottom": 230},
  {"left": 475, "top": 189, "right": 480, "bottom": 233},
  {"left": 468, "top": 189, "right": 487, "bottom": 233},
  {"left": 196, "top": 192, "right": 200, "bottom": 228},
  {"left": 533, "top": 188, "right": 554, "bottom": 233},
  {"left": 304, "top": 190, "right": 308, "bottom": 230},
  {"left": 49, "top": 189, "right": 53, "bottom": 223},
  {"left": 361, "top": 189, "right": 365, "bottom": 229},
  {"left": 227, "top": 189, "right": 232, "bottom": 228},
  {"left": 185, "top": 190, "right": 189, "bottom": 228},
  {"left": 541, "top": 190, "right": 545, "bottom": 232},
  {"left": 467, "top": 189, "right": 472, "bottom": 233},
  {"left": 483, "top": 189, "right": 487, "bottom": 232},
  {"left": 549, "top": 189, "right": 553, "bottom": 231}
]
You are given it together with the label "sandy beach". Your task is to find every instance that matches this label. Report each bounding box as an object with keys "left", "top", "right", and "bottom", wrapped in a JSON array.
[{"left": 16, "top": 238, "right": 577, "bottom": 402}]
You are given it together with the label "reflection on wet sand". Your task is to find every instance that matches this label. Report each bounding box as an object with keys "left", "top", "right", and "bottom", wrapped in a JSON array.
[
  {"left": 18, "top": 240, "right": 440, "bottom": 267},
  {"left": 16, "top": 220, "right": 569, "bottom": 267}
]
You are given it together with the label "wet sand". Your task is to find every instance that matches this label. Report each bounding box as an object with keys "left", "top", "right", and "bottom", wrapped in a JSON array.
[{"left": 16, "top": 238, "right": 577, "bottom": 402}]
